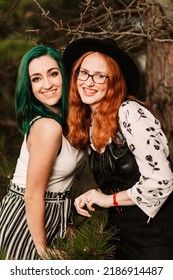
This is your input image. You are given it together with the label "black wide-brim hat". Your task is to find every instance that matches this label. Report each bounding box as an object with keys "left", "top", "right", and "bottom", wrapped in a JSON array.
[{"left": 63, "top": 37, "right": 140, "bottom": 95}]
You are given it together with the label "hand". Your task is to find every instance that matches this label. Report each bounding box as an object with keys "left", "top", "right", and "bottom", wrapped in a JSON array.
[
  {"left": 74, "top": 189, "right": 113, "bottom": 217},
  {"left": 37, "top": 245, "right": 66, "bottom": 260}
]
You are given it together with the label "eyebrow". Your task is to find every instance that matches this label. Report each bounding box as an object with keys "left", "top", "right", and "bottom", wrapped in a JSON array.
[
  {"left": 30, "top": 67, "right": 60, "bottom": 78},
  {"left": 80, "top": 68, "right": 108, "bottom": 75}
]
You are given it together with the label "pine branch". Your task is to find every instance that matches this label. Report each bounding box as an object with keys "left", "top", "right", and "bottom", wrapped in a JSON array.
[{"left": 46, "top": 211, "right": 118, "bottom": 260}]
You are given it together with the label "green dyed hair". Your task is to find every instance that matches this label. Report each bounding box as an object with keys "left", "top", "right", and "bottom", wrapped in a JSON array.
[{"left": 15, "top": 45, "right": 68, "bottom": 134}]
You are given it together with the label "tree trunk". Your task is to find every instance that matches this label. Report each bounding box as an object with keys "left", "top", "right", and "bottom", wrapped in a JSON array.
[{"left": 146, "top": 41, "right": 173, "bottom": 162}]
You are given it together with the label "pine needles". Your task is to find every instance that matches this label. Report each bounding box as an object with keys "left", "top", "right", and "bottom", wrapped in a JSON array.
[{"left": 47, "top": 211, "right": 118, "bottom": 260}]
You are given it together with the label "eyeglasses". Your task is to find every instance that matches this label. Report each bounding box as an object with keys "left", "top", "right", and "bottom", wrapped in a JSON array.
[{"left": 76, "top": 70, "right": 109, "bottom": 84}]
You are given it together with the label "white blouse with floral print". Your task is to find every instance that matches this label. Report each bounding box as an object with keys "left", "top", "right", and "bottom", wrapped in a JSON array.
[{"left": 119, "top": 100, "right": 173, "bottom": 219}]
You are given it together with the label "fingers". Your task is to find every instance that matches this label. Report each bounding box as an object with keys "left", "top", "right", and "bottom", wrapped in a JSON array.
[
  {"left": 74, "top": 203, "right": 91, "bottom": 217},
  {"left": 87, "top": 204, "right": 95, "bottom": 212},
  {"left": 74, "top": 199, "right": 91, "bottom": 217},
  {"left": 74, "top": 190, "right": 98, "bottom": 217}
]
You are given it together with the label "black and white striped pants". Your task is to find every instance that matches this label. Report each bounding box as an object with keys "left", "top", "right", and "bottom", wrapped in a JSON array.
[{"left": 0, "top": 183, "right": 71, "bottom": 260}]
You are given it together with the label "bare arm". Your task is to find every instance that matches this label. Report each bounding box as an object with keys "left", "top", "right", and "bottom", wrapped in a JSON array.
[
  {"left": 24, "top": 118, "right": 62, "bottom": 256},
  {"left": 74, "top": 188, "right": 135, "bottom": 217}
]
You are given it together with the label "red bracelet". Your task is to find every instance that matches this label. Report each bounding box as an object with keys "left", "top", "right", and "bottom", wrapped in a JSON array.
[{"left": 113, "top": 192, "right": 118, "bottom": 206}]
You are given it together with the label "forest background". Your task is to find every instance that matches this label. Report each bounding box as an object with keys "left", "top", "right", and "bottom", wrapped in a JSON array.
[{"left": 0, "top": 0, "right": 173, "bottom": 204}]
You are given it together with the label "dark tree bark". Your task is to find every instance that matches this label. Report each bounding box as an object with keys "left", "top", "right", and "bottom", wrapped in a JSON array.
[{"left": 146, "top": 41, "right": 173, "bottom": 162}]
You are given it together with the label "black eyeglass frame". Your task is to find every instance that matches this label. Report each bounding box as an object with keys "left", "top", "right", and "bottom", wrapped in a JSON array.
[{"left": 75, "top": 70, "right": 109, "bottom": 84}]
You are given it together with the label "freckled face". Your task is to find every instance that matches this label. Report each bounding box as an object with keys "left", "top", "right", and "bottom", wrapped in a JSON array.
[
  {"left": 76, "top": 52, "right": 109, "bottom": 112},
  {"left": 29, "top": 55, "right": 63, "bottom": 110}
]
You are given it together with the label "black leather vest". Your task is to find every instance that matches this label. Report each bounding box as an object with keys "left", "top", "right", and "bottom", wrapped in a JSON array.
[{"left": 89, "top": 130, "right": 140, "bottom": 195}]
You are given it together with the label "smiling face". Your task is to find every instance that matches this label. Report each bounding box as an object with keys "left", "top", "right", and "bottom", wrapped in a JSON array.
[
  {"left": 76, "top": 52, "right": 109, "bottom": 112},
  {"left": 29, "top": 55, "right": 63, "bottom": 113}
]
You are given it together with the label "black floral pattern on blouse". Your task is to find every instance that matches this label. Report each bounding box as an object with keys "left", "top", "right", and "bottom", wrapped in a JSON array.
[{"left": 119, "top": 100, "right": 173, "bottom": 218}]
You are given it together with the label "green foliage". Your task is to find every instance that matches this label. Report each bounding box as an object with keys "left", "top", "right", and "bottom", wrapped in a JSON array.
[
  {"left": 0, "top": 38, "right": 31, "bottom": 64},
  {"left": 0, "top": 250, "right": 6, "bottom": 260},
  {"left": 0, "top": 154, "right": 16, "bottom": 202},
  {"left": 0, "top": 128, "right": 22, "bottom": 202},
  {"left": 47, "top": 212, "right": 118, "bottom": 260}
]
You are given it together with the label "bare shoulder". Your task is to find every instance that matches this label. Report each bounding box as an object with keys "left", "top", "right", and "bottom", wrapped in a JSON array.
[
  {"left": 28, "top": 118, "right": 63, "bottom": 147},
  {"left": 32, "top": 117, "right": 62, "bottom": 134}
]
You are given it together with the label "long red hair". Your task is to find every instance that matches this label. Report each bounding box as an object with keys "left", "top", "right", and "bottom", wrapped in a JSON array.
[{"left": 67, "top": 52, "right": 128, "bottom": 152}]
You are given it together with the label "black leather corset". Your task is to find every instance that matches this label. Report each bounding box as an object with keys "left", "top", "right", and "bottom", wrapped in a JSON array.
[{"left": 89, "top": 130, "right": 140, "bottom": 195}]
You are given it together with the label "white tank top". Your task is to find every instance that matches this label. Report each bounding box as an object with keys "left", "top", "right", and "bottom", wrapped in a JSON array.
[{"left": 12, "top": 133, "right": 85, "bottom": 193}]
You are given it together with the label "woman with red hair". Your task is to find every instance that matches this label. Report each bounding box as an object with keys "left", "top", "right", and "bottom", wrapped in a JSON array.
[{"left": 63, "top": 38, "right": 173, "bottom": 259}]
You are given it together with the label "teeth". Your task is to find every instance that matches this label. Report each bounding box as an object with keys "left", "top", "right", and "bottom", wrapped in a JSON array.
[
  {"left": 43, "top": 89, "right": 57, "bottom": 95},
  {"left": 84, "top": 88, "right": 95, "bottom": 94}
]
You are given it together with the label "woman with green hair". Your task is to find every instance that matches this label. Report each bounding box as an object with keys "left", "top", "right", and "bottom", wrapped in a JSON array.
[{"left": 0, "top": 45, "right": 85, "bottom": 259}]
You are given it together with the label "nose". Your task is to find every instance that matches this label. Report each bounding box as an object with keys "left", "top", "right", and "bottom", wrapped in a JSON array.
[
  {"left": 85, "top": 75, "right": 95, "bottom": 86},
  {"left": 42, "top": 77, "right": 52, "bottom": 89}
]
